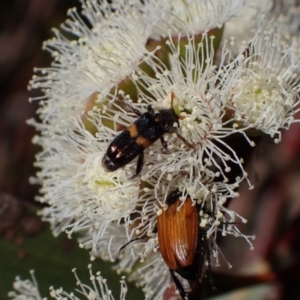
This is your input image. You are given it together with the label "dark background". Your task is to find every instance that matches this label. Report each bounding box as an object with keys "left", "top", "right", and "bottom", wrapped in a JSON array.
[
  {"left": 0, "top": 1, "right": 142, "bottom": 298},
  {"left": 0, "top": 1, "right": 300, "bottom": 299}
]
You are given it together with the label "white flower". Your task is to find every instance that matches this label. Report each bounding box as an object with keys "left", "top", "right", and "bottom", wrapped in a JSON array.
[
  {"left": 29, "top": 21, "right": 255, "bottom": 299},
  {"left": 272, "top": 0, "right": 300, "bottom": 37},
  {"left": 222, "top": 15, "right": 300, "bottom": 142},
  {"left": 28, "top": 0, "right": 159, "bottom": 123},
  {"left": 28, "top": 113, "right": 143, "bottom": 247},
  {"left": 222, "top": 0, "right": 272, "bottom": 50},
  {"left": 128, "top": 33, "right": 250, "bottom": 186},
  {"left": 8, "top": 268, "right": 128, "bottom": 300},
  {"left": 50, "top": 266, "right": 128, "bottom": 300},
  {"left": 142, "top": 0, "right": 250, "bottom": 36},
  {"left": 8, "top": 271, "right": 43, "bottom": 300},
  {"left": 268, "top": 2, "right": 300, "bottom": 71},
  {"left": 28, "top": 1, "right": 277, "bottom": 299}
]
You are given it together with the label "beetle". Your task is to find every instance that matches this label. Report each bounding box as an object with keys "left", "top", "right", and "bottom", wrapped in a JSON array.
[
  {"left": 157, "top": 189, "right": 213, "bottom": 300},
  {"left": 102, "top": 93, "right": 193, "bottom": 177},
  {"left": 119, "top": 188, "right": 214, "bottom": 300}
]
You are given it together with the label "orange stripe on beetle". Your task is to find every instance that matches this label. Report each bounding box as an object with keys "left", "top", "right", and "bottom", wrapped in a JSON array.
[
  {"left": 136, "top": 136, "right": 152, "bottom": 148},
  {"left": 127, "top": 123, "right": 138, "bottom": 138}
]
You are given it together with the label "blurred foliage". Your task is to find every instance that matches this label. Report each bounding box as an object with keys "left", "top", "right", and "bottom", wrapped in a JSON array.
[{"left": 0, "top": 221, "right": 143, "bottom": 299}]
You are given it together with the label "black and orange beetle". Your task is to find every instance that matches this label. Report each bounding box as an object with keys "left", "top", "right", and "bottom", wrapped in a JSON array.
[
  {"left": 157, "top": 189, "right": 212, "bottom": 299},
  {"left": 102, "top": 94, "right": 193, "bottom": 177}
]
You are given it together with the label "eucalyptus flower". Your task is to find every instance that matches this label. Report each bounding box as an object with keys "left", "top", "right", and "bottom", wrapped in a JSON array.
[
  {"left": 50, "top": 267, "right": 128, "bottom": 300},
  {"left": 28, "top": 0, "right": 160, "bottom": 123},
  {"left": 222, "top": 14, "right": 300, "bottom": 142},
  {"left": 28, "top": 115, "right": 141, "bottom": 241},
  {"left": 272, "top": 0, "right": 300, "bottom": 37},
  {"left": 8, "top": 271, "right": 43, "bottom": 300},
  {"left": 27, "top": 0, "right": 291, "bottom": 299},
  {"left": 128, "top": 33, "right": 251, "bottom": 186},
  {"left": 223, "top": 0, "right": 272, "bottom": 39},
  {"left": 8, "top": 268, "right": 128, "bottom": 300},
  {"left": 141, "top": 0, "right": 250, "bottom": 37}
]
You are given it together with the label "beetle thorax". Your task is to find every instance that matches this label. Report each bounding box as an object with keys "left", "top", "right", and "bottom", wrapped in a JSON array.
[{"left": 154, "top": 109, "right": 179, "bottom": 128}]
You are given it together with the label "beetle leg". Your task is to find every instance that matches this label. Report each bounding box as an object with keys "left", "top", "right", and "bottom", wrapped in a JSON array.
[
  {"left": 199, "top": 228, "right": 217, "bottom": 294},
  {"left": 170, "top": 270, "right": 188, "bottom": 300},
  {"left": 160, "top": 136, "right": 170, "bottom": 154},
  {"left": 125, "top": 103, "right": 142, "bottom": 117},
  {"left": 147, "top": 105, "right": 155, "bottom": 115},
  {"left": 152, "top": 225, "right": 158, "bottom": 234},
  {"left": 201, "top": 208, "right": 236, "bottom": 226},
  {"left": 135, "top": 151, "right": 144, "bottom": 176},
  {"left": 164, "top": 126, "right": 176, "bottom": 134},
  {"left": 206, "top": 256, "right": 218, "bottom": 295},
  {"left": 128, "top": 152, "right": 144, "bottom": 180},
  {"left": 161, "top": 147, "right": 170, "bottom": 154},
  {"left": 165, "top": 127, "right": 194, "bottom": 149},
  {"left": 160, "top": 136, "right": 168, "bottom": 148},
  {"left": 170, "top": 91, "right": 175, "bottom": 109},
  {"left": 176, "top": 133, "right": 194, "bottom": 149}
]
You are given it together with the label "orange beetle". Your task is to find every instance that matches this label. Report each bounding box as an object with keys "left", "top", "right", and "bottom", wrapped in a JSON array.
[
  {"left": 120, "top": 189, "right": 212, "bottom": 299},
  {"left": 157, "top": 189, "right": 208, "bottom": 299}
]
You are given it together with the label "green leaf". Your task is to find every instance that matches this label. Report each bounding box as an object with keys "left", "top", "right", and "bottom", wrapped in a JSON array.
[{"left": 0, "top": 223, "right": 143, "bottom": 299}]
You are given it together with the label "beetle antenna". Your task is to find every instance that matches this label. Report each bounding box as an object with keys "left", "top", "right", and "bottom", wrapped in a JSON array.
[
  {"left": 119, "top": 236, "right": 145, "bottom": 255},
  {"left": 124, "top": 102, "right": 142, "bottom": 117},
  {"left": 176, "top": 133, "right": 195, "bottom": 149},
  {"left": 119, "top": 226, "right": 157, "bottom": 255},
  {"left": 170, "top": 92, "right": 175, "bottom": 109}
]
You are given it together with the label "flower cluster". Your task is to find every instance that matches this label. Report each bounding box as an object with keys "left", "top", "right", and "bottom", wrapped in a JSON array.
[
  {"left": 8, "top": 271, "right": 42, "bottom": 300},
  {"left": 27, "top": 0, "right": 300, "bottom": 299},
  {"left": 8, "top": 267, "right": 127, "bottom": 300}
]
